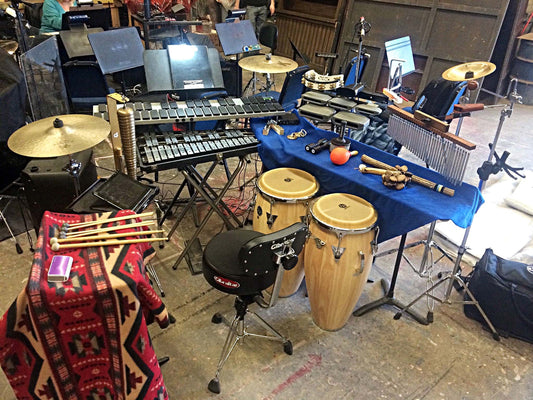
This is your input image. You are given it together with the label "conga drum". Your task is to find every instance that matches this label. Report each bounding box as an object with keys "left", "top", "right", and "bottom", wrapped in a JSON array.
[
  {"left": 254, "top": 168, "right": 319, "bottom": 297},
  {"left": 304, "top": 193, "right": 378, "bottom": 330}
]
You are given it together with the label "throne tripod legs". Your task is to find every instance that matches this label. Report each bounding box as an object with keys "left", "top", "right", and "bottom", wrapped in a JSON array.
[{"left": 208, "top": 296, "right": 293, "bottom": 394}]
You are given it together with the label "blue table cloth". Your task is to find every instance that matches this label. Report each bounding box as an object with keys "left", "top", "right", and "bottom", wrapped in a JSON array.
[{"left": 251, "top": 113, "right": 483, "bottom": 243}]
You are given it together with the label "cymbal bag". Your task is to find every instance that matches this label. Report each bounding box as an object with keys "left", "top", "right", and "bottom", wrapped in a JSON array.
[{"left": 464, "top": 248, "right": 533, "bottom": 343}]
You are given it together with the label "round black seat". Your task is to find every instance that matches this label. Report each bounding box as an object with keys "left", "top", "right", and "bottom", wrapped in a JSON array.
[{"left": 203, "top": 229, "right": 276, "bottom": 296}]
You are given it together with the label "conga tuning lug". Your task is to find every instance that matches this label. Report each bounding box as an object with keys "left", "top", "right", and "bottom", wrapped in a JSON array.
[
  {"left": 332, "top": 246, "right": 345, "bottom": 260},
  {"left": 266, "top": 213, "right": 278, "bottom": 228}
]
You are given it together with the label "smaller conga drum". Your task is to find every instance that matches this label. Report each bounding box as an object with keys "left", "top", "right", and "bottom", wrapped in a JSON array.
[
  {"left": 304, "top": 193, "right": 378, "bottom": 331},
  {"left": 254, "top": 168, "right": 319, "bottom": 297}
]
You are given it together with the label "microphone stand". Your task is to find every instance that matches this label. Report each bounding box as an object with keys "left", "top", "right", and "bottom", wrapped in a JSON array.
[
  {"left": 9, "top": 0, "right": 30, "bottom": 54},
  {"left": 393, "top": 78, "right": 524, "bottom": 340}
]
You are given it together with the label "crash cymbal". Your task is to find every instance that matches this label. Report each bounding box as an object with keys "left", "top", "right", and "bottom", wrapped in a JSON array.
[
  {"left": 442, "top": 61, "right": 496, "bottom": 81},
  {"left": 239, "top": 54, "right": 298, "bottom": 74},
  {"left": 8, "top": 114, "right": 111, "bottom": 158},
  {"left": 0, "top": 40, "right": 18, "bottom": 55}
]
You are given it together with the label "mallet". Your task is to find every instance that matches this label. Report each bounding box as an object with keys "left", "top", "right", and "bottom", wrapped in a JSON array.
[
  {"left": 59, "top": 221, "right": 157, "bottom": 239},
  {"left": 50, "top": 229, "right": 165, "bottom": 245},
  {"left": 61, "top": 212, "right": 154, "bottom": 232},
  {"left": 51, "top": 237, "right": 167, "bottom": 252}
]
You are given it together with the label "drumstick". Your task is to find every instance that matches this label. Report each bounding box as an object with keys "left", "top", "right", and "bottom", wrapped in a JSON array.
[
  {"left": 361, "top": 154, "right": 455, "bottom": 197},
  {"left": 60, "top": 221, "right": 156, "bottom": 238},
  {"left": 51, "top": 237, "right": 166, "bottom": 252},
  {"left": 62, "top": 212, "right": 154, "bottom": 231},
  {"left": 50, "top": 229, "right": 165, "bottom": 245}
]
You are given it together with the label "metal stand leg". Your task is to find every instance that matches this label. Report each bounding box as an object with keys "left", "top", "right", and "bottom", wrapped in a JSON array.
[
  {"left": 169, "top": 158, "right": 247, "bottom": 270},
  {"left": 393, "top": 226, "right": 500, "bottom": 340},
  {"left": 353, "top": 234, "right": 429, "bottom": 325},
  {"left": 146, "top": 261, "right": 165, "bottom": 297}
]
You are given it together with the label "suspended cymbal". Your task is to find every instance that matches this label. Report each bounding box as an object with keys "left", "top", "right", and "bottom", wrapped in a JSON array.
[
  {"left": 239, "top": 54, "right": 298, "bottom": 74},
  {"left": 0, "top": 40, "right": 18, "bottom": 55},
  {"left": 8, "top": 114, "right": 111, "bottom": 158},
  {"left": 442, "top": 61, "right": 496, "bottom": 81}
]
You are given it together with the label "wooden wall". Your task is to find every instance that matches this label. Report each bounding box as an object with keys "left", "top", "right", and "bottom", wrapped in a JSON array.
[{"left": 332, "top": 0, "right": 510, "bottom": 100}]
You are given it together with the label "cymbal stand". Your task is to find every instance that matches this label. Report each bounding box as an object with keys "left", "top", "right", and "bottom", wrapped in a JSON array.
[
  {"left": 393, "top": 78, "right": 524, "bottom": 340},
  {"left": 64, "top": 156, "right": 82, "bottom": 197}
]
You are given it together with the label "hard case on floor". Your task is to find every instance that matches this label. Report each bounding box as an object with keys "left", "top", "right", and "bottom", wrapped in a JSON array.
[{"left": 464, "top": 248, "right": 533, "bottom": 343}]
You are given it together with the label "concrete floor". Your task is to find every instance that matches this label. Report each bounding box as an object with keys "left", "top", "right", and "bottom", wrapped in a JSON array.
[{"left": 1, "top": 100, "right": 532, "bottom": 399}]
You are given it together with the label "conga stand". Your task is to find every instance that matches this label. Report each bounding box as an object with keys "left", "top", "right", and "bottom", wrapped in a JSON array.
[{"left": 390, "top": 79, "right": 524, "bottom": 340}]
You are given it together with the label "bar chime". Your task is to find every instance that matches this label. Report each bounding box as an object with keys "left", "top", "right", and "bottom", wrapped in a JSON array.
[{"left": 386, "top": 105, "right": 476, "bottom": 186}]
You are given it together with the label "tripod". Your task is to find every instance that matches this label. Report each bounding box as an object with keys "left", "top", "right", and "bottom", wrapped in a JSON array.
[{"left": 393, "top": 78, "right": 525, "bottom": 340}]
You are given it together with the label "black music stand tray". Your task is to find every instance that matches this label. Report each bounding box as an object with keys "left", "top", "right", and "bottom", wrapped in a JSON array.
[
  {"left": 162, "top": 159, "right": 247, "bottom": 271},
  {"left": 353, "top": 234, "right": 429, "bottom": 325}
]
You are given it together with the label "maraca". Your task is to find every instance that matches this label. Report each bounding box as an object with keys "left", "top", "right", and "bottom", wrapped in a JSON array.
[{"left": 330, "top": 147, "right": 358, "bottom": 165}]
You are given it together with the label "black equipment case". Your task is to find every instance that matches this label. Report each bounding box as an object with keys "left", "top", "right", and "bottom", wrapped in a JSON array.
[{"left": 464, "top": 248, "right": 533, "bottom": 343}]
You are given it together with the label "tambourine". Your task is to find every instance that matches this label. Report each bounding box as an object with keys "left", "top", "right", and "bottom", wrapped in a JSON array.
[{"left": 302, "top": 70, "right": 344, "bottom": 91}]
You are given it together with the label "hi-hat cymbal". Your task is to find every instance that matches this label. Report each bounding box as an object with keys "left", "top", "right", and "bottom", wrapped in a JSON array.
[
  {"left": 239, "top": 54, "right": 298, "bottom": 74},
  {"left": 8, "top": 114, "right": 111, "bottom": 158},
  {"left": 442, "top": 61, "right": 496, "bottom": 81},
  {"left": 0, "top": 40, "right": 18, "bottom": 55}
]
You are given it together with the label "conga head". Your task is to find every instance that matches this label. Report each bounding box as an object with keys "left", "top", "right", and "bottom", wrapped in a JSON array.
[
  {"left": 311, "top": 193, "right": 377, "bottom": 230},
  {"left": 257, "top": 168, "right": 319, "bottom": 200}
]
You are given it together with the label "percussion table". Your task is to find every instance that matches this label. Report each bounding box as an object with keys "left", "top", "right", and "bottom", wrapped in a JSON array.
[
  {"left": 250, "top": 112, "right": 483, "bottom": 323},
  {"left": 0, "top": 210, "right": 170, "bottom": 399}
]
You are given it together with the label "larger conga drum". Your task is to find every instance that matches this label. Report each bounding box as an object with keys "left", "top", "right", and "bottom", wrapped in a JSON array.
[
  {"left": 304, "top": 193, "right": 378, "bottom": 330},
  {"left": 254, "top": 168, "right": 319, "bottom": 297}
]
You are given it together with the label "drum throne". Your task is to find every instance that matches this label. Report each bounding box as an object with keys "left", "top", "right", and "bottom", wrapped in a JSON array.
[{"left": 202, "top": 223, "right": 308, "bottom": 394}]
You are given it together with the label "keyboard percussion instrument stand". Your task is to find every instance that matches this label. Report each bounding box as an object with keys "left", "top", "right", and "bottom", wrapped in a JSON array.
[{"left": 167, "top": 157, "right": 248, "bottom": 271}]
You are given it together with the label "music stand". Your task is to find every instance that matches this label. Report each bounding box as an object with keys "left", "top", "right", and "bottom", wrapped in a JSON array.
[
  {"left": 88, "top": 27, "right": 144, "bottom": 92},
  {"left": 59, "top": 28, "right": 102, "bottom": 59},
  {"left": 384, "top": 36, "right": 415, "bottom": 92},
  {"left": 215, "top": 20, "right": 259, "bottom": 56},
  {"left": 144, "top": 45, "right": 225, "bottom": 97}
]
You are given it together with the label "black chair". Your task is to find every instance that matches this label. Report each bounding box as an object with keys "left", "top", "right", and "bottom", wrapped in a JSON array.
[
  {"left": 202, "top": 222, "right": 309, "bottom": 394},
  {"left": 255, "top": 65, "right": 310, "bottom": 111},
  {"left": 62, "top": 60, "right": 113, "bottom": 113},
  {"left": 258, "top": 22, "right": 278, "bottom": 54},
  {"left": 405, "top": 78, "right": 467, "bottom": 120}
]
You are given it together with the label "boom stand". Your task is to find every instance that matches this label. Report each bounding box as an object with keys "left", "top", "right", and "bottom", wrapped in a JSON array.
[{"left": 392, "top": 79, "right": 525, "bottom": 340}]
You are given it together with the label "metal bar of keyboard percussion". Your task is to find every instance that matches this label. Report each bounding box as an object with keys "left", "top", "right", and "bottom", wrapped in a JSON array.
[
  {"left": 92, "top": 97, "right": 285, "bottom": 125},
  {"left": 137, "top": 129, "right": 260, "bottom": 172}
]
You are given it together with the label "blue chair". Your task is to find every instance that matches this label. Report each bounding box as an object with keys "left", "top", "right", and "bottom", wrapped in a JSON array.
[
  {"left": 344, "top": 53, "right": 369, "bottom": 86},
  {"left": 256, "top": 65, "right": 310, "bottom": 111}
]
